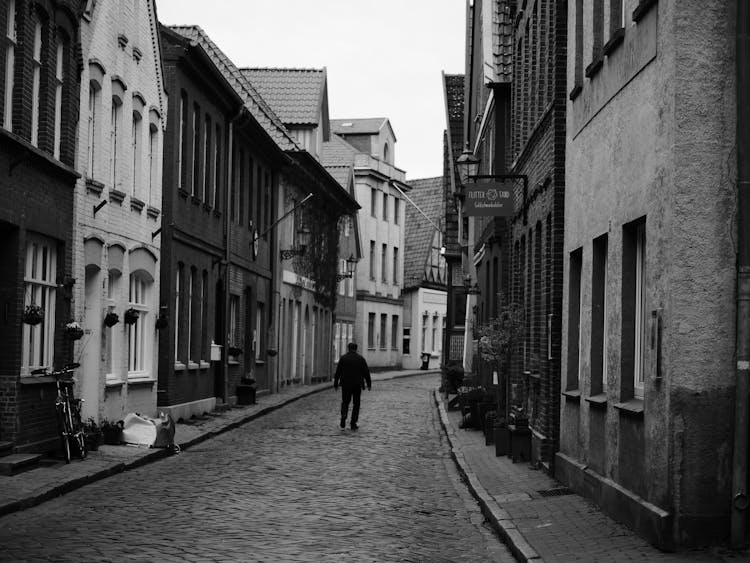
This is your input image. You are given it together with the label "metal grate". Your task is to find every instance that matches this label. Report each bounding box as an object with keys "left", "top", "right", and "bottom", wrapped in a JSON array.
[{"left": 537, "top": 487, "right": 573, "bottom": 497}]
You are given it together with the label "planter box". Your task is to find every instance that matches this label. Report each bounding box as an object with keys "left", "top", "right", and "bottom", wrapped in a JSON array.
[
  {"left": 495, "top": 425, "right": 510, "bottom": 456},
  {"left": 236, "top": 384, "right": 256, "bottom": 405}
]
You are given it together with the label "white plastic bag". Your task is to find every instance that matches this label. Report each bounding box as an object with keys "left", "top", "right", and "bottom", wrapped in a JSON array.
[{"left": 121, "top": 413, "right": 157, "bottom": 446}]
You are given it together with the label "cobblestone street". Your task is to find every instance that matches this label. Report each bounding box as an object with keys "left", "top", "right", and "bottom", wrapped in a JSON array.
[{"left": 0, "top": 374, "right": 512, "bottom": 562}]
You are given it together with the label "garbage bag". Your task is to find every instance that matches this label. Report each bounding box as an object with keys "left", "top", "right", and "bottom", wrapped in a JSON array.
[
  {"left": 121, "top": 413, "right": 157, "bottom": 446},
  {"left": 153, "top": 412, "right": 175, "bottom": 449}
]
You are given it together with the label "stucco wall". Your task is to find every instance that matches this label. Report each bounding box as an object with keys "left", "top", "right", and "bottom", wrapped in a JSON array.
[{"left": 562, "top": 0, "right": 737, "bottom": 546}]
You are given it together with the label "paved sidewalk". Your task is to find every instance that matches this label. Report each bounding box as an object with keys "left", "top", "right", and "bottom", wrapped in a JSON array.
[
  {"left": 0, "top": 368, "right": 435, "bottom": 519},
  {"left": 434, "top": 390, "right": 750, "bottom": 563}
]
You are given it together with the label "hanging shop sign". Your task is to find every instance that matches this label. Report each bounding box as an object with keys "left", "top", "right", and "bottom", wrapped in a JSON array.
[{"left": 463, "top": 181, "right": 514, "bottom": 217}]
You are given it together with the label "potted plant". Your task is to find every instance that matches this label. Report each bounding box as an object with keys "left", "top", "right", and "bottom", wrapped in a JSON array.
[
  {"left": 101, "top": 419, "right": 123, "bottom": 445},
  {"left": 155, "top": 306, "right": 169, "bottom": 330},
  {"left": 123, "top": 307, "right": 139, "bottom": 325},
  {"left": 228, "top": 346, "right": 242, "bottom": 357},
  {"left": 82, "top": 418, "right": 102, "bottom": 451},
  {"left": 64, "top": 320, "right": 84, "bottom": 341},
  {"left": 104, "top": 311, "right": 119, "bottom": 327},
  {"left": 22, "top": 303, "right": 44, "bottom": 326}
]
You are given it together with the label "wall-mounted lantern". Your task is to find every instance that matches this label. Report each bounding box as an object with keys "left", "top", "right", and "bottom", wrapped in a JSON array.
[
  {"left": 280, "top": 224, "right": 312, "bottom": 261},
  {"left": 335, "top": 254, "right": 359, "bottom": 281}
]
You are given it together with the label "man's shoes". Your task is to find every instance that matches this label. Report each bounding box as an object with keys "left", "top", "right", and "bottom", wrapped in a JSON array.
[
  {"left": 350, "top": 423, "right": 358, "bottom": 431},
  {"left": 340, "top": 418, "right": 346, "bottom": 429}
]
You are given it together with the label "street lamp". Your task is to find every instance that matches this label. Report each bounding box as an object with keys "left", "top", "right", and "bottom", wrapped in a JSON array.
[
  {"left": 335, "top": 254, "right": 359, "bottom": 281},
  {"left": 463, "top": 274, "right": 480, "bottom": 295},
  {"left": 455, "top": 143, "right": 481, "bottom": 187},
  {"left": 280, "top": 224, "right": 312, "bottom": 260}
]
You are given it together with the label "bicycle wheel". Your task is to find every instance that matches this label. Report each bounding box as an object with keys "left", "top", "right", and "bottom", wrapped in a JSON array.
[
  {"left": 70, "top": 399, "right": 87, "bottom": 460},
  {"left": 56, "top": 401, "right": 72, "bottom": 464},
  {"left": 73, "top": 430, "right": 87, "bottom": 460}
]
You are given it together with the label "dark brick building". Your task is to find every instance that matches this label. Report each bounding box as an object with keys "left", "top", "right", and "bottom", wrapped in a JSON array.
[{"left": 0, "top": 0, "right": 82, "bottom": 451}]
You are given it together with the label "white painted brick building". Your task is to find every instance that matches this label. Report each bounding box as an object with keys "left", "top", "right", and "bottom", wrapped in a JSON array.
[{"left": 71, "top": 0, "right": 167, "bottom": 422}]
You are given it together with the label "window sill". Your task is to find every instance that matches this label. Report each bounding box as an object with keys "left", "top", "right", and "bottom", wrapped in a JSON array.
[
  {"left": 20, "top": 375, "right": 55, "bottom": 385},
  {"left": 255, "top": 359, "right": 265, "bottom": 367},
  {"left": 146, "top": 205, "right": 160, "bottom": 220},
  {"left": 187, "top": 361, "right": 200, "bottom": 371},
  {"left": 105, "top": 378, "right": 124, "bottom": 388},
  {"left": 202, "top": 203, "right": 212, "bottom": 212},
  {"left": 213, "top": 209, "right": 222, "bottom": 219},
  {"left": 130, "top": 197, "right": 145, "bottom": 213},
  {"left": 86, "top": 177, "right": 105, "bottom": 196},
  {"left": 228, "top": 359, "right": 240, "bottom": 366},
  {"left": 603, "top": 28, "right": 625, "bottom": 56},
  {"left": 562, "top": 389, "right": 581, "bottom": 402},
  {"left": 585, "top": 56, "right": 604, "bottom": 79},
  {"left": 109, "top": 189, "right": 126, "bottom": 205},
  {"left": 199, "top": 361, "right": 210, "bottom": 370},
  {"left": 585, "top": 393, "right": 608, "bottom": 409},
  {"left": 569, "top": 83, "right": 582, "bottom": 100},
  {"left": 524, "top": 370, "right": 541, "bottom": 380},
  {"left": 178, "top": 188, "right": 189, "bottom": 200},
  {"left": 632, "top": 0, "right": 657, "bottom": 23},
  {"left": 191, "top": 196, "right": 202, "bottom": 206},
  {"left": 174, "top": 362, "right": 187, "bottom": 372},
  {"left": 614, "top": 398, "right": 644, "bottom": 418},
  {"left": 127, "top": 377, "right": 156, "bottom": 385}
]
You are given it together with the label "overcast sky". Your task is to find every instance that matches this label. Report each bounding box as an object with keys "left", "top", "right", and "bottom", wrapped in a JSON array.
[{"left": 155, "top": 1, "right": 466, "bottom": 181}]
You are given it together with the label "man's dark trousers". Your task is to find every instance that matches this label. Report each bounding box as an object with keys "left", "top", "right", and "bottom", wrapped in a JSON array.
[{"left": 341, "top": 386, "right": 362, "bottom": 426}]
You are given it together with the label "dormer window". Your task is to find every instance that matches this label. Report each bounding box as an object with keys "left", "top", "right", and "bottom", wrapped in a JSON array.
[{"left": 383, "top": 142, "right": 389, "bottom": 163}]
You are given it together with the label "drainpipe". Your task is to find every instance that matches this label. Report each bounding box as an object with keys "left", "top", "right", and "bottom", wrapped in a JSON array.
[
  {"left": 732, "top": 1, "right": 750, "bottom": 548},
  {"left": 222, "top": 108, "right": 243, "bottom": 404}
]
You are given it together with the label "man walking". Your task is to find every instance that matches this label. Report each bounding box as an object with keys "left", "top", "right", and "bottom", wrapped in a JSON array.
[{"left": 334, "top": 342, "right": 372, "bottom": 430}]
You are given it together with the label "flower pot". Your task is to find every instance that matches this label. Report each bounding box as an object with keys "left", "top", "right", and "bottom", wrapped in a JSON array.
[
  {"left": 104, "top": 312, "right": 119, "bottom": 327},
  {"left": 66, "top": 327, "right": 84, "bottom": 341},
  {"left": 85, "top": 432, "right": 102, "bottom": 452},
  {"left": 123, "top": 309, "right": 139, "bottom": 325},
  {"left": 101, "top": 422, "right": 123, "bottom": 445},
  {"left": 22, "top": 308, "right": 44, "bottom": 326},
  {"left": 494, "top": 424, "right": 510, "bottom": 457}
]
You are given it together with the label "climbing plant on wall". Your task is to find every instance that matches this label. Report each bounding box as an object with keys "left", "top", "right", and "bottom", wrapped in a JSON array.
[{"left": 297, "top": 200, "right": 341, "bottom": 311}]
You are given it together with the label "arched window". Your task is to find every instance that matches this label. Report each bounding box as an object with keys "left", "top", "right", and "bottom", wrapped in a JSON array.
[
  {"left": 148, "top": 108, "right": 160, "bottom": 206},
  {"left": 131, "top": 94, "right": 145, "bottom": 197},
  {"left": 110, "top": 79, "right": 126, "bottom": 189},
  {"left": 128, "top": 248, "right": 156, "bottom": 379},
  {"left": 87, "top": 62, "right": 105, "bottom": 179},
  {"left": 383, "top": 142, "right": 389, "bottom": 162}
]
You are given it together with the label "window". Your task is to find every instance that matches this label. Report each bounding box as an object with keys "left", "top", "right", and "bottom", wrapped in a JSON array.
[
  {"left": 371, "top": 189, "right": 377, "bottom": 217},
  {"left": 213, "top": 124, "right": 221, "bottom": 208},
  {"left": 381, "top": 244, "right": 387, "bottom": 283},
  {"left": 338, "top": 259, "right": 346, "bottom": 295},
  {"left": 591, "top": 234, "right": 608, "bottom": 395},
  {"left": 132, "top": 110, "right": 142, "bottom": 196},
  {"left": 148, "top": 122, "right": 158, "bottom": 205},
  {"left": 4, "top": 0, "right": 16, "bottom": 131},
  {"left": 567, "top": 248, "right": 582, "bottom": 391},
  {"left": 229, "top": 295, "right": 240, "bottom": 348},
  {"left": 343, "top": 215, "right": 350, "bottom": 237},
  {"left": 383, "top": 193, "right": 388, "bottom": 221},
  {"left": 264, "top": 170, "right": 271, "bottom": 234},
  {"left": 393, "top": 247, "right": 399, "bottom": 285},
  {"left": 192, "top": 103, "right": 200, "bottom": 197},
  {"left": 53, "top": 38, "right": 63, "bottom": 159},
  {"left": 394, "top": 199, "right": 399, "bottom": 225},
  {"left": 22, "top": 235, "right": 57, "bottom": 374},
  {"left": 403, "top": 327, "right": 411, "bottom": 354},
  {"left": 622, "top": 219, "right": 647, "bottom": 399},
  {"left": 369, "top": 241, "right": 375, "bottom": 280},
  {"left": 380, "top": 314, "right": 387, "bottom": 350},
  {"left": 572, "top": 0, "right": 584, "bottom": 94},
  {"left": 106, "top": 269, "right": 121, "bottom": 380},
  {"left": 200, "top": 271, "right": 207, "bottom": 361},
  {"left": 391, "top": 315, "right": 399, "bottom": 351},
  {"left": 174, "top": 265, "right": 181, "bottom": 362},
  {"left": 334, "top": 322, "right": 341, "bottom": 361},
  {"left": 30, "top": 21, "right": 42, "bottom": 146},
  {"left": 383, "top": 142, "right": 389, "bottom": 162},
  {"left": 203, "top": 114, "right": 211, "bottom": 203},
  {"left": 432, "top": 314, "right": 438, "bottom": 352},
  {"left": 178, "top": 91, "right": 187, "bottom": 190},
  {"left": 256, "top": 302, "right": 264, "bottom": 360},
  {"left": 110, "top": 94, "right": 122, "bottom": 189},
  {"left": 422, "top": 314, "right": 428, "bottom": 352},
  {"left": 128, "top": 273, "right": 150, "bottom": 376},
  {"left": 187, "top": 268, "right": 194, "bottom": 362},
  {"left": 87, "top": 83, "right": 99, "bottom": 178},
  {"left": 367, "top": 312, "right": 375, "bottom": 349}
]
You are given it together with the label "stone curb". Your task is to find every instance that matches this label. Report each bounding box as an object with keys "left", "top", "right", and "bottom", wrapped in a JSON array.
[
  {"left": 433, "top": 389, "right": 543, "bottom": 563},
  {"left": 0, "top": 369, "right": 438, "bottom": 519}
]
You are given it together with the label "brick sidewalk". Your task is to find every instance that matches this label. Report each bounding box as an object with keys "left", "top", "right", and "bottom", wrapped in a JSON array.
[
  {"left": 434, "top": 390, "right": 749, "bottom": 563},
  {"left": 0, "top": 368, "right": 436, "bottom": 519}
]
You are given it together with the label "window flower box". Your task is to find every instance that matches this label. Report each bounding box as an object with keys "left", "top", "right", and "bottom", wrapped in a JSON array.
[
  {"left": 22, "top": 304, "right": 44, "bottom": 326},
  {"left": 123, "top": 308, "right": 140, "bottom": 325},
  {"left": 64, "top": 321, "right": 84, "bottom": 341},
  {"left": 104, "top": 312, "right": 120, "bottom": 327}
]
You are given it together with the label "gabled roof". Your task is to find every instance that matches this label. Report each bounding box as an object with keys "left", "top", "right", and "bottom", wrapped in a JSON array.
[
  {"left": 320, "top": 134, "right": 358, "bottom": 166},
  {"left": 403, "top": 176, "right": 445, "bottom": 289},
  {"left": 240, "top": 67, "right": 326, "bottom": 127},
  {"left": 324, "top": 165, "right": 353, "bottom": 194},
  {"left": 331, "top": 118, "right": 396, "bottom": 142},
  {"left": 493, "top": 0, "right": 514, "bottom": 83},
  {"left": 168, "top": 25, "right": 299, "bottom": 151}
]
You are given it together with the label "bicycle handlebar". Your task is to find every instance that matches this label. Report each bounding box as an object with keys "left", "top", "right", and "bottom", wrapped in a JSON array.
[{"left": 30, "top": 363, "right": 80, "bottom": 377}]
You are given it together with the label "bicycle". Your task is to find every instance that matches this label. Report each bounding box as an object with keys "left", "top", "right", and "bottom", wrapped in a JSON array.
[{"left": 31, "top": 362, "right": 87, "bottom": 463}]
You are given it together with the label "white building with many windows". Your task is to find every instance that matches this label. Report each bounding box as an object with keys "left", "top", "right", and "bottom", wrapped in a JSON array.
[
  {"left": 328, "top": 119, "right": 408, "bottom": 369},
  {"left": 72, "top": 0, "right": 167, "bottom": 422}
]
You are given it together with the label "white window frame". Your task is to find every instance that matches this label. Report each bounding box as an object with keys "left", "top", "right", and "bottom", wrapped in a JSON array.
[
  {"left": 105, "top": 270, "right": 121, "bottom": 382},
  {"left": 110, "top": 97, "right": 122, "bottom": 189},
  {"left": 87, "top": 84, "right": 99, "bottom": 178},
  {"left": 174, "top": 266, "right": 181, "bottom": 363},
  {"left": 148, "top": 123, "right": 158, "bottom": 205},
  {"left": 4, "top": 0, "right": 16, "bottom": 132},
  {"left": 30, "top": 21, "right": 42, "bottom": 147},
  {"left": 187, "top": 268, "right": 194, "bottom": 363},
  {"left": 634, "top": 223, "right": 646, "bottom": 399},
  {"left": 52, "top": 38, "right": 63, "bottom": 159},
  {"left": 132, "top": 110, "right": 142, "bottom": 196},
  {"left": 127, "top": 273, "right": 151, "bottom": 379},
  {"left": 22, "top": 235, "right": 57, "bottom": 375}
]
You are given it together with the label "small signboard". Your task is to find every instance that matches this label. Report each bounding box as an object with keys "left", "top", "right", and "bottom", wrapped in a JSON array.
[{"left": 464, "top": 181, "right": 514, "bottom": 216}]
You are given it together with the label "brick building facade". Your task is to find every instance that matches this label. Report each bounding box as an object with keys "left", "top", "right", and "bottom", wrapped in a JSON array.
[
  {"left": 0, "top": 0, "right": 82, "bottom": 451},
  {"left": 72, "top": 0, "right": 167, "bottom": 424}
]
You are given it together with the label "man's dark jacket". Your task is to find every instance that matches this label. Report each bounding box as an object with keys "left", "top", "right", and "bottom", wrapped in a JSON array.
[{"left": 334, "top": 351, "right": 372, "bottom": 391}]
